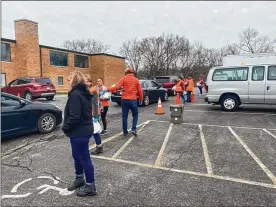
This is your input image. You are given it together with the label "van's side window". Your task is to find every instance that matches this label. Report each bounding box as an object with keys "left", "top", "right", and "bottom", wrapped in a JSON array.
[
  {"left": 268, "top": 66, "right": 276, "bottom": 80},
  {"left": 252, "top": 66, "right": 265, "bottom": 81},
  {"left": 212, "top": 67, "right": 249, "bottom": 81}
]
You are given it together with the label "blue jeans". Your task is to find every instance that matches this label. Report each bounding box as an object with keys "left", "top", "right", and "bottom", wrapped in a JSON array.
[
  {"left": 179, "top": 92, "right": 186, "bottom": 103},
  {"left": 186, "top": 91, "right": 191, "bottom": 102},
  {"left": 93, "top": 133, "right": 102, "bottom": 146},
  {"left": 198, "top": 87, "right": 203, "bottom": 95},
  {"left": 121, "top": 100, "right": 138, "bottom": 135},
  {"left": 70, "top": 136, "right": 95, "bottom": 184}
]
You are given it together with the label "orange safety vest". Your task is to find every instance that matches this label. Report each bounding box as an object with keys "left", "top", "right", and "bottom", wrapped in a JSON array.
[
  {"left": 186, "top": 79, "right": 195, "bottom": 92},
  {"left": 175, "top": 81, "right": 184, "bottom": 93},
  {"left": 183, "top": 79, "right": 188, "bottom": 91}
]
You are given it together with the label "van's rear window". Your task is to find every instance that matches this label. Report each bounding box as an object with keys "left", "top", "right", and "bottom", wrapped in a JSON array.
[{"left": 212, "top": 67, "right": 249, "bottom": 81}]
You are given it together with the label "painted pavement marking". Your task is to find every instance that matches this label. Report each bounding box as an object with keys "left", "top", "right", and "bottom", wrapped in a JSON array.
[
  {"left": 263, "top": 129, "right": 276, "bottom": 139},
  {"left": 199, "top": 125, "right": 213, "bottom": 175},
  {"left": 228, "top": 127, "right": 276, "bottom": 185},
  {"left": 111, "top": 123, "right": 149, "bottom": 159},
  {"left": 154, "top": 123, "right": 173, "bottom": 167},
  {"left": 91, "top": 155, "right": 276, "bottom": 189}
]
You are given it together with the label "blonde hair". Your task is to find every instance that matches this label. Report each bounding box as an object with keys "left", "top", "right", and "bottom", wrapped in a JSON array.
[
  {"left": 69, "top": 71, "right": 85, "bottom": 88},
  {"left": 84, "top": 74, "right": 92, "bottom": 82}
]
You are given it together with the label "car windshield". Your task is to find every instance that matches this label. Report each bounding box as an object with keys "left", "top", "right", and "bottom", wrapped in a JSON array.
[
  {"left": 155, "top": 77, "right": 170, "bottom": 83},
  {"left": 36, "top": 78, "right": 52, "bottom": 85}
]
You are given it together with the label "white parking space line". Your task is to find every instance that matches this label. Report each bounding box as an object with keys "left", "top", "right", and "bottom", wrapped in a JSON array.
[
  {"left": 228, "top": 127, "right": 276, "bottom": 185},
  {"left": 92, "top": 155, "right": 276, "bottom": 189},
  {"left": 149, "top": 120, "right": 276, "bottom": 131},
  {"left": 111, "top": 123, "right": 148, "bottom": 159},
  {"left": 263, "top": 129, "right": 276, "bottom": 139},
  {"left": 89, "top": 121, "right": 150, "bottom": 150},
  {"left": 154, "top": 123, "right": 173, "bottom": 167},
  {"left": 184, "top": 109, "right": 276, "bottom": 116},
  {"left": 199, "top": 125, "right": 213, "bottom": 175}
]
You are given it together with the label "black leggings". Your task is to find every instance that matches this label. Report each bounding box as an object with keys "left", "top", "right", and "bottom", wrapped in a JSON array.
[{"left": 101, "top": 106, "right": 109, "bottom": 130}]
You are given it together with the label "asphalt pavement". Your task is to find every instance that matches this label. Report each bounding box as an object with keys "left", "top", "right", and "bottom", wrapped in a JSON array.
[{"left": 1, "top": 92, "right": 276, "bottom": 206}]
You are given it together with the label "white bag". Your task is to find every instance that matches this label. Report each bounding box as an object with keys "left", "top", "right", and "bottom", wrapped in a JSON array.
[
  {"left": 172, "top": 86, "right": 176, "bottom": 91},
  {"left": 102, "top": 92, "right": 111, "bottom": 100},
  {"left": 93, "top": 122, "right": 102, "bottom": 134}
]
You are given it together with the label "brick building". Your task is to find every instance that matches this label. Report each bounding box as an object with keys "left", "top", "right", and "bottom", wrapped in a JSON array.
[{"left": 1, "top": 19, "right": 125, "bottom": 92}]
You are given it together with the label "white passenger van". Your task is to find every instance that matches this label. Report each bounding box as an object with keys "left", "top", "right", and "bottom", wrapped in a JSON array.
[{"left": 205, "top": 64, "right": 276, "bottom": 111}]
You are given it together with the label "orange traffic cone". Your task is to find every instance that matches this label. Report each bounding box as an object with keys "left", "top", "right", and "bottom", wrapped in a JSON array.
[
  {"left": 155, "top": 97, "right": 164, "bottom": 115},
  {"left": 191, "top": 91, "right": 195, "bottom": 103}
]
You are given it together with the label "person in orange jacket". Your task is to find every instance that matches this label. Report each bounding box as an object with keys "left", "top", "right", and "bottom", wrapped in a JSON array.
[
  {"left": 96, "top": 78, "right": 110, "bottom": 135},
  {"left": 107, "top": 68, "right": 143, "bottom": 136},
  {"left": 175, "top": 77, "right": 186, "bottom": 103},
  {"left": 186, "top": 77, "right": 194, "bottom": 102}
]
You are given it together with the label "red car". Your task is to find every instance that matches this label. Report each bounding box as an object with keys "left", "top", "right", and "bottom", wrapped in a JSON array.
[
  {"left": 1, "top": 77, "right": 56, "bottom": 101},
  {"left": 154, "top": 76, "right": 178, "bottom": 96}
]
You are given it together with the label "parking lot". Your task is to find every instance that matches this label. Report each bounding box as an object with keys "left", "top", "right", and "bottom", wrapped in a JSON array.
[{"left": 1, "top": 93, "right": 276, "bottom": 206}]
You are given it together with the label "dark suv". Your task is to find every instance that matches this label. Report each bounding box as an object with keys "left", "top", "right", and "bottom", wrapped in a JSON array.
[
  {"left": 154, "top": 76, "right": 178, "bottom": 96},
  {"left": 1, "top": 77, "right": 56, "bottom": 101}
]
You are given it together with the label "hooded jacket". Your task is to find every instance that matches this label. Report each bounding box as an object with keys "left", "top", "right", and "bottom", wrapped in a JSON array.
[{"left": 62, "top": 83, "right": 94, "bottom": 137}]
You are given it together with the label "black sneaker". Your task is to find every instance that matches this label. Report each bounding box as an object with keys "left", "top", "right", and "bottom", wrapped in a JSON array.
[
  {"left": 131, "top": 130, "right": 137, "bottom": 136},
  {"left": 100, "top": 130, "right": 108, "bottom": 135},
  {"left": 123, "top": 132, "right": 129, "bottom": 137},
  {"left": 90, "top": 146, "right": 103, "bottom": 155},
  {"left": 67, "top": 177, "right": 85, "bottom": 191},
  {"left": 76, "top": 183, "right": 97, "bottom": 197}
]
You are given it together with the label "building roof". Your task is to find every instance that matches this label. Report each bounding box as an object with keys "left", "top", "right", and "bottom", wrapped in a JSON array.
[{"left": 1, "top": 38, "right": 125, "bottom": 59}]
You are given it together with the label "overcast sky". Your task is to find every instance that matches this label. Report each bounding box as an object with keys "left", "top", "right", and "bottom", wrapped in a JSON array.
[{"left": 2, "top": 1, "right": 276, "bottom": 54}]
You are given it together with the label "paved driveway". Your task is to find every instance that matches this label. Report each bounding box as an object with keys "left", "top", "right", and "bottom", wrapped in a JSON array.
[{"left": 1, "top": 93, "right": 276, "bottom": 206}]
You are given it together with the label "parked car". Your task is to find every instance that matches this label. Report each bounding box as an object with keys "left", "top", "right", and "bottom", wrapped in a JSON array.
[
  {"left": 1, "top": 92, "right": 62, "bottom": 139},
  {"left": 205, "top": 64, "right": 276, "bottom": 111},
  {"left": 111, "top": 80, "right": 168, "bottom": 106},
  {"left": 1, "top": 77, "right": 56, "bottom": 101},
  {"left": 154, "top": 76, "right": 178, "bottom": 96}
]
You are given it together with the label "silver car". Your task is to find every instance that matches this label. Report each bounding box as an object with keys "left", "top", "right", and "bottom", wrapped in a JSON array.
[{"left": 205, "top": 64, "right": 276, "bottom": 111}]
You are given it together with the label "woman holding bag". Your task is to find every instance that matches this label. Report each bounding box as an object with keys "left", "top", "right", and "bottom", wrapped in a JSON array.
[
  {"left": 62, "top": 71, "right": 97, "bottom": 197},
  {"left": 97, "top": 78, "right": 110, "bottom": 135},
  {"left": 84, "top": 75, "right": 103, "bottom": 155}
]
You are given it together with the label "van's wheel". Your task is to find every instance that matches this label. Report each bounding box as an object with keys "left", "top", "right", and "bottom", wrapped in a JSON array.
[
  {"left": 24, "top": 92, "right": 32, "bottom": 101},
  {"left": 38, "top": 113, "right": 56, "bottom": 133},
  {"left": 220, "top": 95, "right": 238, "bottom": 112}
]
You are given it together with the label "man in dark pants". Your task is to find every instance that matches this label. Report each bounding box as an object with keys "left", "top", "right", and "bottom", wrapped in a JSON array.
[{"left": 107, "top": 68, "right": 143, "bottom": 136}]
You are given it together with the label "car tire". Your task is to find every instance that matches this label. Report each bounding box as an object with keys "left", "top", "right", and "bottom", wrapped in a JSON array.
[
  {"left": 24, "top": 92, "right": 33, "bottom": 101},
  {"left": 37, "top": 113, "right": 56, "bottom": 134},
  {"left": 220, "top": 95, "right": 239, "bottom": 112},
  {"left": 143, "top": 95, "right": 150, "bottom": 106},
  {"left": 164, "top": 92, "right": 169, "bottom": 101},
  {"left": 46, "top": 96, "right": 54, "bottom": 101}
]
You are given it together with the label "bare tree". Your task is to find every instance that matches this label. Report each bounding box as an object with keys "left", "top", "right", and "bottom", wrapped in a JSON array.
[
  {"left": 62, "top": 38, "right": 110, "bottom": 53},
  {"left": 119, "top": 38, "right": 143, "bottom": 73},
  {"left": 223, "top": 43, "right": 241, "bottom": 55},
  {"left": 237, "top": 27, "right": 276, "bottom": 53}
]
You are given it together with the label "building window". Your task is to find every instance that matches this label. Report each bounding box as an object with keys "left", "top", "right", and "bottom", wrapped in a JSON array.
[
  {"left": 74, "top": 55, "right": 89, "bottom": 68},
  {"left": 212, "top": 67, "right": 249, "bottom": 81},
  {"left": 1, "top": 43, "right": 11, "bottom": 62},
  {"left": 1, "top": 73, "right": 6, "bottom": 87},
  {"left": 268, "top": 66, "right": 276, "bottom": 80},
  {"left": 50, "top": 50, "right": 68, "bottom": 67},
  {"left": 57, "top": 77, "right": 63, "bottom": 85}
]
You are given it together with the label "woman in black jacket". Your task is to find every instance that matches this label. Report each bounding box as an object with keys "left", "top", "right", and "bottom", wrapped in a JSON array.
[{"left": 62, "top": 71, "right": 96, "bottom": 197}]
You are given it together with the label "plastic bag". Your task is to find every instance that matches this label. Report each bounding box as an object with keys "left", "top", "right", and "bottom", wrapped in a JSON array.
[
  {"left": 93, "top": 121, "right": 102, "bottom": 134},
  {"left": 101, "top": 92, "right": 111, "bottom": 100}
]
